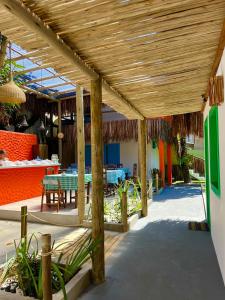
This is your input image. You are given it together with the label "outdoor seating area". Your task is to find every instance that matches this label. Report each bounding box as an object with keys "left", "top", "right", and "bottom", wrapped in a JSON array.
[{"left": 0, "top": 0, "right": 225, "bottom": 299}]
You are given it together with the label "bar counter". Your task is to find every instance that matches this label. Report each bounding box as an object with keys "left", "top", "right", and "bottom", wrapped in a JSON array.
[{"left": 0, "top": 163, "right": 59, "bottom": 205}]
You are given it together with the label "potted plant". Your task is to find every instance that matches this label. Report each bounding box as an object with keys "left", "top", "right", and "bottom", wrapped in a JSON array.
[{"left": 0, "top": 233, "right": 98, "bottom": 299}]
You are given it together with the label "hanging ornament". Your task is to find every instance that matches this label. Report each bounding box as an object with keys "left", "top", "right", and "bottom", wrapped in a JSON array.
[
  {"left": 19, "top": 115, "right": 28, "bottom": 127},
  {"left": 0, "top": 41, "right": 26, "bottom": 104},
  {"left": 39, "top": 120, "right": 45, "bottom": 131}
]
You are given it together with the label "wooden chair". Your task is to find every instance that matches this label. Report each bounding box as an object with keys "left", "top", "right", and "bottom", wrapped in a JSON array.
[
  {"left": 45, "top": 167, "right": 56, "bottom": 175},
  {"left": 70, "top": 182, "right": 91, "bottom": 206},
  {"left": 41, "top": 179, "right": 65, "bottom": 212},
  {"left": 103, "top": 168, "right": 116, "bottom": 197},
  {"left": 130, "top": 163, "right": 138, "bottom": 183}
]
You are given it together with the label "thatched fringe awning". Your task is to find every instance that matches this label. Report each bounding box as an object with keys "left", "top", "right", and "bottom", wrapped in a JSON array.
[
  {"left": 172, "top": 112, "right": 203, "bottom": 138},
  {"left": 63, "top": 112, "right": 203, "bottom": 145},
  {"left": 22, "top": 94, "right": 90, "bottom": 117}
]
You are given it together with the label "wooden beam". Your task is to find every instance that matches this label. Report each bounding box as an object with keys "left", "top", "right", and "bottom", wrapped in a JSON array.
[
  {"left": 91, "top": 76, "right": 105, "bottom": 284},
  {"left": 1, "top": 0, "right": 97, "bottom": 79},
  {"left": 210, "top": 19, "right": 225, "bottom": 78},
  {"left": 37, "top": 81, "right": 75, "bottom": 91},
  {"left": 202, "top": 18, "right": 225, "bottom": 112},
  {"left": 138, "top": 119, "right": 147, "bottom": 217},
  {"left": 24, "top": 72, "right": 76, "bottom": 84},
  {"left": 76, "top": 85, "right": 85, "bottom": 224},
  {"left": 22, "top": 85, "right": 55, "bottom": 100},
  {"left": 15, "top": 65, "right": 53, "bottom": 75},
  {"left": 0, "top": 0, "right": 144, "bottom": 120},
  {"left": 102, "top": 80, "right": 143, "bottom": 120},
  {"left": 58, "top": 101, "right": 63, "bottom": 163},
  {"left": 50, "top": 88, "right": 76, "bottom": 96}
]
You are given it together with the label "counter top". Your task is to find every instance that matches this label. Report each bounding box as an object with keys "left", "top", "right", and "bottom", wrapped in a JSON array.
[{"left": 0, "top": 162, "right": 60, "bottom": 170}]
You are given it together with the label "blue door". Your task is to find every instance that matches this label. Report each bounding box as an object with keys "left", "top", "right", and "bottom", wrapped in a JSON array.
[
  {"left": 85, "top": 145, "right": 91, "bottom": 166},
  {"left": 86, "top": 143, "right": 120, "bottom": 166},
  {"left": 105, "top": 143, "right": 120, "bottom": 165}
]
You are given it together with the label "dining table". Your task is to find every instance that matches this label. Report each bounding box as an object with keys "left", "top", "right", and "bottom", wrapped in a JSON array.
[
  {"left": 106, "top": 169, "right": 126, "bottom": 184},
  {"left": 44, "top": 173, "right": 92, "bottom": 190}
]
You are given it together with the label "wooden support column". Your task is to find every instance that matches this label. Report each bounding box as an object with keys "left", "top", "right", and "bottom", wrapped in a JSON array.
[
  {"left": 76, "top": 85, "right": 85, "bottom": 223},
  {"left": 138, "top": 119, "right": 147, "bottom": 217},
  {"left": 57, "top": 101, "right": 62, "bottom": 163},
  {"left": 167, "top": 143, "right": 173, "bottom": 186},
  {"left": 91, "top": 76, "right": 105, "bottom": 283},
  {"left": 159, "top": 140, "right": 165, "bottom": 187}
]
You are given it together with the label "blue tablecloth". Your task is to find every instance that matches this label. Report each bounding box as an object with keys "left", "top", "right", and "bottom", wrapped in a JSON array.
[
  {"left": 118, "top": 167, "right": 131, "bottom": 176},
  {"left": 106, "top": 169, "right": 126, "bottom": 184}
]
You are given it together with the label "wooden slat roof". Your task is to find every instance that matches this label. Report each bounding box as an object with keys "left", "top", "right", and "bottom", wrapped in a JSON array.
[{"left": 0, "top": 0, "right": 224, "bottom": 119}]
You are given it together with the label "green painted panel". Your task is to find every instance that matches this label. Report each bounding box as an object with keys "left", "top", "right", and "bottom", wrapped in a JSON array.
[
  {"left": 209, "top": 106, "right": 221, "bottom": 197},
  {"left": 204, "top": 117, "right": 210, "bottom": 228}
]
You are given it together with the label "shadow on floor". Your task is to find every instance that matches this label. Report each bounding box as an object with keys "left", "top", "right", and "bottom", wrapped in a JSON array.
[{"left": 80, "top": 219, "right": 225, "bottom": 300}]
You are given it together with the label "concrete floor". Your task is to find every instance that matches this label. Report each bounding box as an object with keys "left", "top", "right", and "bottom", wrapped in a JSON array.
[{"left": 79, "top": 184, "right": 225, "bottom": 300}]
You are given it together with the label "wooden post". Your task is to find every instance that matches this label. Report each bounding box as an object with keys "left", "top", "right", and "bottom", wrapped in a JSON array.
[
  {"left": 121, "top": 191, "right": 128, "bottom": 232},
  {"left": 21, "top": 206, "right": 27, "bottom": 240},
  {"left": 91, "top": 76, "right": 105, "bottom": 284},
  {"left": 155, "top": 173, "right": 159, "bottom": 193},
  {"left": 138, "top": 119, "right": 147, "bottom": 217},
  {"left": 41, "top": 234, "right": 52, "bottom": 300},
  {"left": 76, "top": 85, "right": 85, "bottom": 223},
  {"left": 167, "top": 143, "right": 173, "bottom": 185},
  {"left": 159, "top": 139, "right": 165, "bottom": 187},
  {"left": 58, "top": 101, "right": 62, "bottom": 163}
]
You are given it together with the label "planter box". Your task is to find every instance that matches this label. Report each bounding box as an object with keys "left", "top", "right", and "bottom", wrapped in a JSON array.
[
  {"left": 0, "top": 265, "right": 91, "bottom": 300},
  {"left": 83, "top": 199, "right": 152, "bottom": 232},
  {"left": 83, "top": 211, "right": 140, "bottom": 232}
]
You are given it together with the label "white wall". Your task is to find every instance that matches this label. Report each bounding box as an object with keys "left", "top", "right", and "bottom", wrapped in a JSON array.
[
  {"left": 120, "top": 140, "right": 159, "bottom": 178},
  {"left": 204, "top": 48, "right": 225, "bottom": 284}
]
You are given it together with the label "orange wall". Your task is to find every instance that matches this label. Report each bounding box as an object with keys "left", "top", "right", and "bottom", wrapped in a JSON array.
[
  {"left": 0, "top": 166, "right": 59, "bottom": 204},
  {"left": 0, "top": 130, "right": 37, "bottom": 161}
]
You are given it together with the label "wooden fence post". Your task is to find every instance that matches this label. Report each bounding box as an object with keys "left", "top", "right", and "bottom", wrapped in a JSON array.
[
  {"left": 155, "top": 173, "right": 159, "bottom": 193},
  {"left": 21, "top": 206, "right": 27, "bottom": 240},
  {"left": 41, "top": 234, "right": 52, "bottom": 300},
  {"left": 121, "top": 191, "right": 128, "bottom": 232}
]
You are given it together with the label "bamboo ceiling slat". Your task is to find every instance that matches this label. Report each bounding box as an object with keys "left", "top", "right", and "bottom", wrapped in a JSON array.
[{"left": 0, "top": 0, "right": 224, "bottom": 118}]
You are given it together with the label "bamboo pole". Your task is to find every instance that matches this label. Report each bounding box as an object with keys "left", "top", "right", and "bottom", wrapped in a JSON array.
[
  {"left": 41, "top": 234, "right": 52, "bottom": 300},
  {"left": 91, "top": 76, "right": 105, "bottom": 284},
  {"left": 155, "top": 173, "right": 159, "bottom": 193},
  {"left": 76, "top": 85, "right": 85, "bottom": 223},
  {"left": 121, "top": 191, "right": 128, "bottom": 232},
  {"left": 21, "top": 206, "right": 27, "bottom": 240},
  {"left": 0, "top": 34, "right": 7, "bottom": 68},
  {"left": 138, "top": 119, "right": 147, "bottom": 217},
  {"left": 57, "top": 101, "right": 62, "bottom": 163}
]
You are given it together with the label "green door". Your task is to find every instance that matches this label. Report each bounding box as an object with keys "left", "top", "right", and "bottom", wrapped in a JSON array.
[{"left": 204, "top": 117, "right": 211, "bottom": 228}]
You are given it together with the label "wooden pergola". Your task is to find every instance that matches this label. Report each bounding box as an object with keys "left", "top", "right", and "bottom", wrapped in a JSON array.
[{"left": 0, "top": 0, "right": 224, "bottom": 285}]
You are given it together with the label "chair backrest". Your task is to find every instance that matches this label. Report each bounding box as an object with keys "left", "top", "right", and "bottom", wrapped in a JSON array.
[
  {"left": 107, "top": 164, "right": 117, "bottom": 170},
  {"left": 103, "top": 168, "right": 107, "bottom": 184},
  {"left": 42, "top": 178, "right": 61, "bottom": 190},
  {"left": 45, "top": 167, "right": 55, "bottom": 175},
  {"left": 133, "top": 163, "right": 138, "bottom": 177}
]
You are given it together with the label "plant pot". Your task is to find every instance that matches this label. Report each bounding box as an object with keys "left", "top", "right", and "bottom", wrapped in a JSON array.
[{"left": 0, "top": 266, "right": 91, "bottom": 300}]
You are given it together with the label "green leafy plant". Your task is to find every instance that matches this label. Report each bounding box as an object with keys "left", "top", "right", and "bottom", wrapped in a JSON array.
[
  {"left": 0, "top": 45, "right": 25, "bottom": 126},
  {"left": 103, "top": 179, "right": 142, "bottom": 223},
  {"left": 0, "top": 233, "right": 98, "bottom": 300}
]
